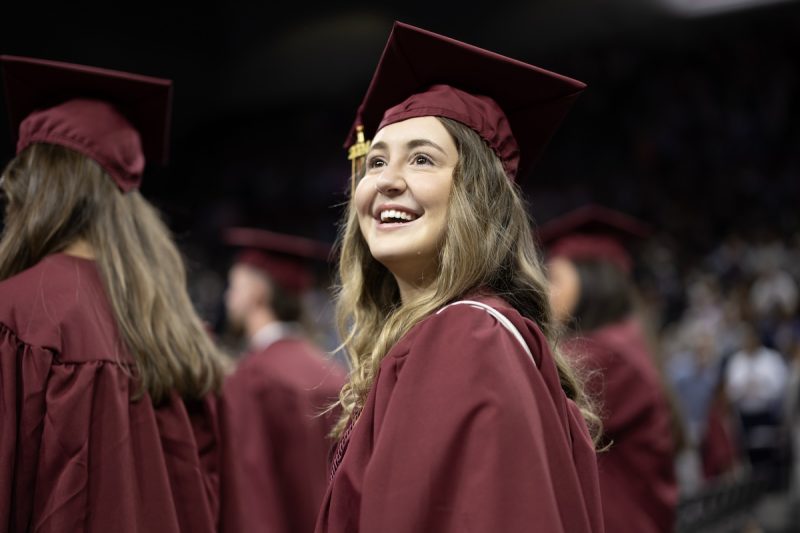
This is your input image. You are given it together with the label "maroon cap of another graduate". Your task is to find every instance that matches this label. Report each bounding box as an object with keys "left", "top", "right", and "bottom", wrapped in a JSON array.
[
  {"left": 345, "top": 21, "right": 586, "bottom": 182},
  {"left": 536, "top": 205, "right": 651, "bottom": 273},
  {"left": 0, "top": 55, "right": 172, "bottom": 192},
  {"left": 224, "top": 227, "right": 333, "bottom": 294}
]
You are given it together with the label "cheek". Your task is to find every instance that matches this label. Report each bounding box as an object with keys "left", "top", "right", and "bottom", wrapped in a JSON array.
[
  {"left": 416, "top": 177, "right": 452, "bottom": 222},
  {"left": 353, "top": 180, "right": 376, "bottom": 231},
  {"left": 548, "top": 278, "right": 564, "bottom": 311},
  {"left": 561, "top": 284, "right": 580, "bottom": 317},
  {"left": 566, "top": 273, "right": 582, "bottom": 311},
  {"left": 353, "top": 178, "right": 373, "bottom": 215},
  {"left": 427, "top": 175, "right": 453, "bottom": 206},
  {"left": 548, "top": 262, "right": 580, "bottom": 319},
  {"left": 227, "top": 280, "right": 256, "bottom": 310},
  {"left": 225, "top": 286, "right": 243, "bottom": 311}
]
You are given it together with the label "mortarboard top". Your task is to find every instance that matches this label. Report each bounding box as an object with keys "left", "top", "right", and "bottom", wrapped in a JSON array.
[
  {"left": 224, "top": 227, "right": 332, "bottom": 294},
  {"left": 1, "top": 55, "right": 172, "bottom": 191},
  {"left": 537, "top": 204, "right": 651, "bottom": 273},
  {"left": 345, "top": 21, "right": 586, "bottom": 182}
]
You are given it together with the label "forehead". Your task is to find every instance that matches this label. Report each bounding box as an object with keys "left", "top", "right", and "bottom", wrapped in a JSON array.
[
  {"left": 230, "top": 264, "right": 268, "bottom": 286},
  {"left": 372, "top": 116, "right": 455, "bottom": 149},
  {"left": 547, "top": 256, "right": 577, "bottom": 274}
]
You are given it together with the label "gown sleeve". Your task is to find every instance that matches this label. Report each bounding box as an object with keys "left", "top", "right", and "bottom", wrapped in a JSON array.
[
  {"left": 1, "top": 322, "right": 221, "bottom": 533},
  {"left": 0, "top": 323, "right": 54, "bottom": 531},
  {"left": 571, "top": 329, "right": 677, "bottom": 533},
  {"left": 584, "top": 342, "right": 648, "bottom": 438},
  {"left": 357, "top": 306, "right": 584, "bottom": 533},
  {"left": 223, "top": 360, "right": 332, "bottom": 533}
]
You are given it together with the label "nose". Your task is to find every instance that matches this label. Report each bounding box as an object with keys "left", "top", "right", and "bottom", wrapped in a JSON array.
[{"left": 375, "top": 164, "right": 407, "bottom": 196}]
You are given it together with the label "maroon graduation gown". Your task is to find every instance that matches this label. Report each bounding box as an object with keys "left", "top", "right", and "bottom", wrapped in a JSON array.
[
  {"left": 0, "top": 253, "right": 222, "bottom": 533},
  {"left": 565, "top": 319, "right": 677, "bottom": 533},
  {"left": 315, "top": 294, "right": 604, "bottom": 533},
  {"left": 223, "top": 335, "right": 345, "bottom": 533},
  {"left": 700, "top": 390, "right": 739, "bottom": 480}
]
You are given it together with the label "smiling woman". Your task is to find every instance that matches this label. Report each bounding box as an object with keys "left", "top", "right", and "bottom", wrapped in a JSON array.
[{"left": 316, "top": 22, "right": 604, "bottom": 533}]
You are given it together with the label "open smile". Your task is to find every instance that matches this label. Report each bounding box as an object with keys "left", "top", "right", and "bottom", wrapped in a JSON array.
[{"left": 373, "top": 205, "right": 423, "bottom": 228}]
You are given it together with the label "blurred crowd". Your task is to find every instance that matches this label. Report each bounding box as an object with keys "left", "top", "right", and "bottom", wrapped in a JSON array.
[
  {"left": 641, "top": 231, "right": 800, "bottom": 497},
  {"left": 177, "top": 11, "right": 800, "bottom": 505}
]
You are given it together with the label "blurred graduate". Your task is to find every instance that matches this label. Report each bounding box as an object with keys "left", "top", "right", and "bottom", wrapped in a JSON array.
[
  {"left": 221, "top": 227, "right": 345, "bottom": 533},
  {"left": 541, "top": 205, "right": 679, "bottom": 533}
]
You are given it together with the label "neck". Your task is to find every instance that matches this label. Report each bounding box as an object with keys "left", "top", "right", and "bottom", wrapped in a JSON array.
[
  {"left": 245, "top": 307, "right": 278, "bottom": 340},
  {"left": 384, "top": 256, "right": 439, "bottom": 306},
  {"left": 63, "top": 239, "right": 96, "bottom": 259},
  {"left": 394, "top": 273, "right": 436, "bottom": 306}
]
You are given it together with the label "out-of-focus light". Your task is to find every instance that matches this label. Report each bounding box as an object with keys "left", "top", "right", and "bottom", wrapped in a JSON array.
[{"left": 654, "top": 0, "right": 794, "bottom": 17}]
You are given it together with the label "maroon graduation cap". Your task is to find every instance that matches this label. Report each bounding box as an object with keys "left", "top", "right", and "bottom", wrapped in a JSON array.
[
  {"left": 345, "top": 21, "right": 586, "bottom": 182},
  {"left": 224, "top": 227, "right": 333, "bottom": 294},
  {"left": 536, "top": 205, "right": 651, "bottom": 273},
  {"left": 0, "top": 55, "right": 172, "bottom": 192}
]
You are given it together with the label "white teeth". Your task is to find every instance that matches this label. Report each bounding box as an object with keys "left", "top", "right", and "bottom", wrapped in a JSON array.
[{"left": 380, "top": 209, "right": 418, "bottom": 223}]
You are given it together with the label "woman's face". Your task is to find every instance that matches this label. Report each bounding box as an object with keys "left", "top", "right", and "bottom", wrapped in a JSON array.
[
  {"left": 354, "top": 116, "right": 457, "bottom": 281},
  {"left": 225, "top": 264, "right": 270, "bottom": 332},
  {"left": 547, "top": 257, "right": 581, "bottom": 324}
]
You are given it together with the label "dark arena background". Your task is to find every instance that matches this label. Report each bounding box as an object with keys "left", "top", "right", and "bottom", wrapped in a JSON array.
[{"left": 2, "top": 1, "right": 799, "bottom": 531}]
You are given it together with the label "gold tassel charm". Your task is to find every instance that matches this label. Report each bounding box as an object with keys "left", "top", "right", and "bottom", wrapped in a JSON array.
[{"left": 347, "top": 125, "right": 371, "bottom": 179}]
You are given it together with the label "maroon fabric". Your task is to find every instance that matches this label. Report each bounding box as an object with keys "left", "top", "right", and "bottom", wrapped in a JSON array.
[
  {"left": 223, "top": 338, "right": 345, "bottom": 533},
  {"left": 379, "top": 84, "right": 520, "bottom": 179},
  {"left": 564, "top": 319, "right": 677, "bottom": 533},
  {"left": 224, "top": 227, "right": 333, "bottom": 293},
  {"left": 316, "top": 294, "right": 604, "bottom": 533},
  {"left": 236, "top": 250, "right": 315, "bottom": 294},
  {"left": 224, "top": 227, "right": 331, "bottom": 262},
  {"left": 538, "top": 204, "right": 651, "bottom": 273},
  {"left": 548, "top": 234, "right": 633, "bottom": 273},
  {"left": 537, "top": 204, "right": 651, "bottom": 245},
  {"left": 18, "top": 99, "right": 145, "bottom": 191},
  {"left": 0, "top": 253, "right": 222, "bottom": 532},
  {"left": 346, "top": 21, "right": 586, "bottom": 181},
  {"left": 1, "top": 54, "right": 172, "bottom": 192},
  {"left": 700, "top": 391, "right": 740, "bottom": 480}
]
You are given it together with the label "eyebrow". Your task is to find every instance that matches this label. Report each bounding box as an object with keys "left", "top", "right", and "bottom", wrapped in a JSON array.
[{"left": 369, "top": 139, "right": 448, "bottom": 156}]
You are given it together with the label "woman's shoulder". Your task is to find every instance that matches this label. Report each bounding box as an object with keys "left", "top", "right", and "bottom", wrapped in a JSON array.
[
  {"left": 390, "top": 291, "right": 545, "bottom": 366},
  {"left": 377, "top": 293, "right": 560, "bottom": 420},
  {"left": 0, "top": 252, "right": 100, "bottom": 300},
  {"left": 0, "top": 253, "right": 120, "bottom": 360}
]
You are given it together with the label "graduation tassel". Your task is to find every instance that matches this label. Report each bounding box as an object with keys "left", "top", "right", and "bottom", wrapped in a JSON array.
[{"left": 347, "top": 125, "right": 371, "bottom": 194}]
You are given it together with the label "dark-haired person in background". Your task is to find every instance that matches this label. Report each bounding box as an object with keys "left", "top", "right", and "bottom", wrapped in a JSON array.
[
  {"left": 0, "top": 56, "right": 228, "bottom": 532},
  {"left": 542, "top": 205, "right": 678, "bottom": 533},
  {"left": 221, "top": 227, "right": 345, "bottom": 533}
]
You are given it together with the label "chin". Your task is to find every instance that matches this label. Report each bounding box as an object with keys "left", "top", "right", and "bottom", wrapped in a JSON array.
[
  {"left": 370, "top": 247, "right": 436, "bottom": 275},
  {"left": 369, "top": 243, "right": 416, "bottom": 263},
  {"left": 225, "top": 321, "right": 246, "bottom": 340},
  {"left": 370, "top": 252, "right": 407, "bottom": 271},
  {"left": 225, "top": 311, "right": 244, "bottom": 331}
]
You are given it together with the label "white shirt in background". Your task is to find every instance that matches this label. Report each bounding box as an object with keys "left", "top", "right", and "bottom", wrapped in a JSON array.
[{"left": 726, "top": 346, "right": 787, "bottom": 414}]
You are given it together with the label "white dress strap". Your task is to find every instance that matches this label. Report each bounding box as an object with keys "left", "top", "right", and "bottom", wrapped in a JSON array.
[{"left": 436, "top": 300, "right": 535, "bottom": 364}]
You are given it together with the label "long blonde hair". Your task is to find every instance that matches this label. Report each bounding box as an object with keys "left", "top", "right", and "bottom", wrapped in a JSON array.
[
  {"left": 333, "top": 117, "right": 600, "bottom": 440},
  {"left": 0, "top": 143, "right": 225, "bottom": 403}
]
